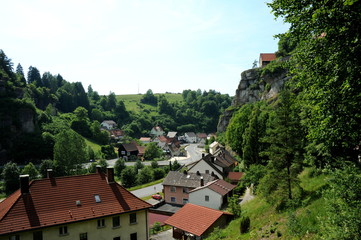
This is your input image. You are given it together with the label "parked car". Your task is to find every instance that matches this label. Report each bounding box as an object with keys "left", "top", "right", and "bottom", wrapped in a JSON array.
[{"left": 152, "top": 194, "right": 162, "bottom": 200}]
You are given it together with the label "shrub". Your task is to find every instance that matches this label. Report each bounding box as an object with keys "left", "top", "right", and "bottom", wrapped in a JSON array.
[{"left": 240, "top": 216, "right": 250, "bottom": 233}]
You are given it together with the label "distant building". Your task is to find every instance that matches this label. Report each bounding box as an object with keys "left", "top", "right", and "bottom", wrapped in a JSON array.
[
  {"left": 185, "top": 132, "right": 197, "bottom": 143},
  {"left": 101, "top": 120, "right": 117, "bottom": 130},
  {"left": 259, "top": 53, "right": 276, "bottom": 67},
  {"left": 150, "top": 126, "right": 164, "bottom": 137},
  {"left": 0, "top": 168, "right": 151, "bottom": 240}
]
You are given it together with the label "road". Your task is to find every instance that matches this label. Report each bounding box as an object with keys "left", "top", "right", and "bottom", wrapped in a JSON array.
[
  {"left": 240, "top": 185, "right": 255, "bottom": 205},
  {"left": 131, "top": 183, "right": 163, "bottom": 198},
  {"left": 104, "top": 143, "right": 203, "bottom": 168}
]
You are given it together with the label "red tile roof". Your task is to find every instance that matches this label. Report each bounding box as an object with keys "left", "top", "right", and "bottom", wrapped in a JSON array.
[
  {"left": 157, "top": 136, "right": 168, "bottom": 143},
  {"left": 227, "top": 172, "right": 244, "bottom": 181},
  {"left": 260, "top": 53, "right": 276, "bottom": 62},
  {"left": 0, "top": 172, "right": 151, "bottom": 236},
  {"left": 164, "top": 203, "right": 232, "bottom": 237}
]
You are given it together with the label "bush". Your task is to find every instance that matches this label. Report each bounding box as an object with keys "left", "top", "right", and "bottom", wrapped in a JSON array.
[{"left": 240, "top": 216, "right": 250, "bottom": 233}]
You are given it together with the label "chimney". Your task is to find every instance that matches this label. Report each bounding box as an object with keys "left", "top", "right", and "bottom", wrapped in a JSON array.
[
  {"left": 183, "top": 170, "right": 188, "bottom": 175},
  {"left": 107, "top": 167, "right": 114, "bottom": 183},
  {"left": 20, "top": 175, "right": 30, "bottom": 194},
  {"left": 200, "top": 176, "right": 204, "bottom": 187},
  {"left": 196, "top": 171, "right": 201, "bottom": 176},
  {"left": 47, "top": 169, "right": 54, "bottom": 178},
  {"left": 202, "top": 153, "right": 205, "bottom": 158},
  {"left": 211, "top": 156, "right": 215, "bottom": 163},
  {"left": 96, "top": 165, "right": 102, "bottom": 174}
]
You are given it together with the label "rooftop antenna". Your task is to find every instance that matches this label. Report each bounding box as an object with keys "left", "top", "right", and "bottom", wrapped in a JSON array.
[{"left": 138, "top": 82, "right": 140, "bottom": 94}]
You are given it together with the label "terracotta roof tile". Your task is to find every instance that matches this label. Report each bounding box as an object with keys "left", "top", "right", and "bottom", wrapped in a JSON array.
[
  {"left": 164, "top": 203, "right": 232, "bottom": 236},
  {"left": 260, "top": 53, "right": 276, "bottom": 62},
  {"left": 0, "top": 173, "right": 151, "bottom": 236},
  {"left": 227, "top": 172, "right": 244, "bottom": 181}
]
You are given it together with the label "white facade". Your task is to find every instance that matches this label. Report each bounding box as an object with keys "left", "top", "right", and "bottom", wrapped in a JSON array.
[
  {"left": 188, "top": 160, "right": 223, "bottom": 179},
  {"left": 209, "top": 142, "right": 220, "bottom": 155},
  {"left": 185, "top": 133, "right": 197, "bottom": 143},
  {"left": 101, "top": 120, "right": 117, "bottom": 130},
  {"left": 189, "top": 188, "right": 223, "bottom": 210}
]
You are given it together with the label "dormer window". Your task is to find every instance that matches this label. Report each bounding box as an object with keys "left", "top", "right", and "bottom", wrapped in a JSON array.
[{"left": 94, "top": 195, "right": 101, "bottom": 203}]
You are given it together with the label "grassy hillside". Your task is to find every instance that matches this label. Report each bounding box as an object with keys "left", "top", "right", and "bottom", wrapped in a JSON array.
[
  {"left": 116, "top": 93, "right": 183, "bottom": 114},
  {"left": 207, "top": 168, "right": 329, "bottom": 240}
]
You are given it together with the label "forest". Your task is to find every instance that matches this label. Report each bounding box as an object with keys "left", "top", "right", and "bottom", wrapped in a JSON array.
[{"left": 208, "top": 1, "right": 360, "bottom": 239}]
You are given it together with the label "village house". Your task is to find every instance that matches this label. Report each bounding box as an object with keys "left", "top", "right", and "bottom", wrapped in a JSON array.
[
  {"left": 189, "top": 179, "right": 236, "bottom": 210},
  {"left": 187, "top": 150, "right": 237, "bottom": 180},
  {"left": 259, "top": 53, "right": 276, "bottom": 67},
  {"left": 162, "top": 171, "right": 215, "bottom": 206},
  {"left": 165, "top": 203, "right": 233, "bottom": 239},
  {"left": 150, "top": 126, "right": 164, "bottom": 137},
  {"left": 196, "top": 133, "right": 208, "bottom": 144},
  {"left": 100, "top": 120, "right": 117, "bottom": 130},
  {"left": 167, "top": 131, "right": 178, "bottom": 139},
  {"left": 184, "top": 132, "right": 197, "bottom": 143},
  {"left": 0, "top": 168, "right": 151, "bottom": 240},
  {"left": 109, "top": 129, "right": 125, "bottom": 141},
  {"left": 139, "top": 137, "right": 151, "bottom": 144},
  {"left": 227, "top": 172, "right": 245, "bottom": 185}
]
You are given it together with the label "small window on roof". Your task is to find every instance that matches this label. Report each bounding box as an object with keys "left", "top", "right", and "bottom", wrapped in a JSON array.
[{"left": 95, "top": 194, "right": 101, "bottom": 203}]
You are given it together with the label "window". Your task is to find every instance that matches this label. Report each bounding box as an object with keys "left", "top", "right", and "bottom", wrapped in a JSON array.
[
  {"left": 59, "top": 226, "right": 68, "bottom": 236},
  {"left": 171, "top": 197, "right": 176, "bottom": 202},
  {"left": 170, "top": 186, "right": 176, "bottom": 193},
  {"left": 94, "top": 194, "right": 101, "bottom": 203},
  {"left": 113, "top": 237, "right": 120, "bottom": 240},
  {"left": 205, "top": 195, "right": 210, "bottom": 202},
  {"left": 113, "top": 216, "right": 120, "bottom": 228},
  {"left": 9, "top": 236, "right": 20, "bottom": 240},
  {"left": 130, "top": 233, "right": 137, "bottom": 240},
  {"left": 79, "top": 233, "right": 87, "bottom": 240},
  {"left": 205, "top": 170, "right": 210, "bottom": 174},
  {"left": 33, "top": 231, "right": 43, "bottom": 240},
  {"left": 183, "top": 198, "right": 188, "bottom": 204},
  {"left": 97, "top": 219, "right": 105, "bottom": 228},
  {"left": 183, "top": 187, "right": 189, "bottom": 193},
  {"left": 129, "top": 213, "right": 137, "bottom": 224}
]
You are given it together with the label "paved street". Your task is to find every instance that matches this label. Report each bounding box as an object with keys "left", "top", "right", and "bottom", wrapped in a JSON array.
[{"left": 131, "top": 183, "right": 163, "bottom": 198}]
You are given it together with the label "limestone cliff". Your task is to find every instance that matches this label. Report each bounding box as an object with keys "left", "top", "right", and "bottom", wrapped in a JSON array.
[{"left": 217, "top": 67, "right": 289, "bottom": 132}]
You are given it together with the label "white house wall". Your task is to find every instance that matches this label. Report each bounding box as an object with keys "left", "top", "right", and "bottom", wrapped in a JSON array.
[
  {"left": 188, "top": 161, "right": 223, "bottom": 179},
  {"left": 189, "top": 188, "right": 222, "bottom": 210}
]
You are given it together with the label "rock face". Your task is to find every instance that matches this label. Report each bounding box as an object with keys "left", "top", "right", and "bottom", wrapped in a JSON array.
[{"left": 217, "top": 68, "right": 288, "bottom": 132}]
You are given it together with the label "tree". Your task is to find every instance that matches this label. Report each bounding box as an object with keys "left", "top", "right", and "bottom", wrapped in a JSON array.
[
  {"left": 21, "top": 162, "right": 39, "bottom": 180},
  {"left": 53, "top": 130, "right": 88, "bottom": 176},
  {"left": 2, "top": 162, "right": 20, "bottom": 194},
  {"left": 321, "top": 163, "right": 361, "bottom": 239},
  {"left": 121, "top": 167, "right": 137, "bottom": 188},
  {"left": 269, "top": 0, "right": 361, "bottom": 165},
  {"left": 27, "top": 66, "right": 41, "bottom": 84},
  {"left": 39, "top": 159, "right": 55, "bottom": 178},
  {"left": 136, "top": 166, "right": 154, "bottom": 185},
  {"left": 141, "top": 89, "right": 157, "bottom": 105},
  {"left": 259, "top": 90, "right": 304, "bottom": 207},
  {"left": 134, "top": 160, "right": 144, "bottom": 173},
  {"left": 144, "top": 142, "right": 162, "bottom": 160},
  {"left": 114, "top": 158, "right": 126, "bottom": 177},
  {"left": 100, "top": 145, "right": 116, "bottom": 159},
  {"left": 153, "top": 168, "right": 165, "bottom": 180}
]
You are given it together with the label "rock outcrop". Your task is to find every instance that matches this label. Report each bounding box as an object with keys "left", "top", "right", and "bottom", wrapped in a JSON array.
[{"left": 217, "top": 67, "right": 289, "bottom": 132}]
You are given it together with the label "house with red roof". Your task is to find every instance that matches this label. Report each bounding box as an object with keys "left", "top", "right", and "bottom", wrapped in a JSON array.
[
  {"left": 0, "top": 168, "right": 151, "bottom": 240},
  {"left": 259, "top": 53, "right": 276, "bottom": 67},
  {"left": 165, "top": 203, "right": 233, "bottom": 239},
  {"left": 189, "top": 179, "right": 236, "bottom": 210},
  {"left": 227, "top": 171, "right": 245, "bottom": 184}
]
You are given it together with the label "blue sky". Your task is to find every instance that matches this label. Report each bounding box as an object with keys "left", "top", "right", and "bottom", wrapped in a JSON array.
[{"left": 1, "top": 0, "right": 289, "bottom": 96}]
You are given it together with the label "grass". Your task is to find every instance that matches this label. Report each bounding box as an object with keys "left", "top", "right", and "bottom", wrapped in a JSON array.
[
  {"left": 116, "top": 93, "right": 183, "bottom": 114},
  {"left": 84, "top": 137, "right": 102, "bottom": 153},
  {"left": 206, "top": 167, "right": 329, "bottom": 240},
  {"left": 126, "top": 178, "right": 164, "bottom": 191}
]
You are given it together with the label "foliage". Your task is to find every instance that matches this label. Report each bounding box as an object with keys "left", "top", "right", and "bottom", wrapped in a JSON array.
[
  {"left": 321, "top": 164, "right": 361, "bottom": 239},
  {"left": 2, "top": 162, "right": 20, "bottom": 194},
  {"left": 240, "top": 216, "right": 251, "bottom": 233},
  {"left": 153, "top": 168, "right": 165, "bottom": 180},
  {"left": 21, "top": 162, "right": 39, "bottom": 180},
  {"left": 114, "top": 158, "right": 126, "bottom": 177},
  {"left": 140, "top": 89, "right": 158, "bottom": 105},
  {"left": 53, "top": 130, "right": 88, "bottom": 176},
  {"left": 136, "top": 166, "right": 154, "bottom": 185},
  {"left": 39, "top": 159, "right": 55, "bottom": 178},
  {"left": 228, "top": 195, "right": 242, "bottom": 218},
  {"left": 144, "top": 142, "right": 162, "bottom": 160},
  {"left": 100, "top": 145, "right": 117, "bottom": 159},
  {"left": 121, "top": 166, "right": 137, "bottom": 188}
]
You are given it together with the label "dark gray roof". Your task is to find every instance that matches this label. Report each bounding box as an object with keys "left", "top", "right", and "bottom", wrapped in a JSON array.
[
  {"left": 185, "top": 132, "right": 196, "bottom": 138},
  {"left": 163, "top": 171, "right": 215, "bottom": 188}
]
